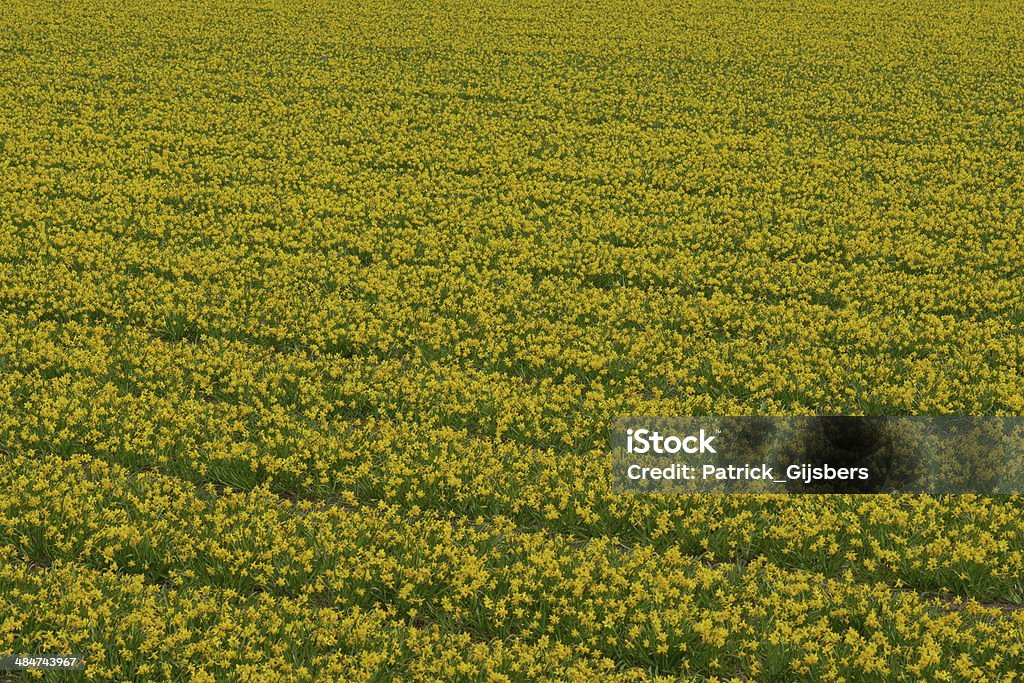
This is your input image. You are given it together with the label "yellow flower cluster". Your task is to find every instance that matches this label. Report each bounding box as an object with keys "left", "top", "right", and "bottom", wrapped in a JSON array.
[
  {"left": 2, "top": 454, "right": 1023, "bottom": 681},
  {"left": 2, "top": 0, "right": 1024, "bottom": 679}
]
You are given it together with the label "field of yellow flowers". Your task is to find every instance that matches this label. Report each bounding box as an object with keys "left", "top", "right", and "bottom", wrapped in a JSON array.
[{"left": 2, "top": 0, "right": 1024, "bottom": 680}]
